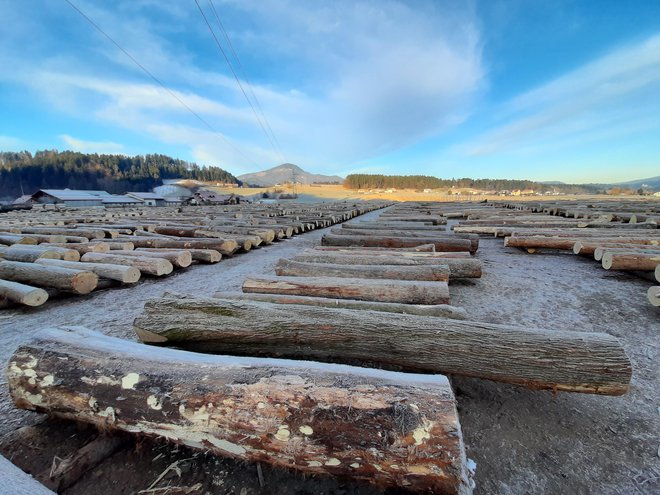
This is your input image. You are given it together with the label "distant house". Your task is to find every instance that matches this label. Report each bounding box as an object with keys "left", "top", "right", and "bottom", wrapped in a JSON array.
[
  {"left": 12, "top": 194, "right": 37, "bottom": 205},
  {"left": 190, "top": 191, "right": 241, "bottom": 205},
  {"left": 31, "top": 189, "right": 109, "bottom": 207},
  {"left": 101, "top": 195, "right": 144, "bottom": 207},
  {"left": 153, "top": 184, "right": 192, "bottom": 200},
  {"left": 126, "top": 192, "right": 166, "bottom": 206}
]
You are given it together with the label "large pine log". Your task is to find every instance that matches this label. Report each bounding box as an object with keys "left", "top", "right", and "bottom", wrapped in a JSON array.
[
  {"left": 136, "top": 247, "right": 222, "bottom": 263},
  {"left": 0, "top": 261, "right": 98, "bottom": 294},
  {"left": 0, "top": 245, "right": 80, "bottom": 262},
  {"left": 243, "top": 275, "right": 450, "bottom": 304},
  {"left": 35, "top": 259, "right": 141, "bottom": 283},
  {"left": 293, "top": 253, "right": 482, "bottom": 278},
  {"left": 309, "top": 247, "right": 471, "bottom": 259},
  {"left": 8, "top": 326, "right": 470, "bottom": 494},
  {"left": 322, "top": 234, "right": 474, "bottom": 253},
  {"left": 0, "top": 279, "right": 49, "bottom": 306},
  {"left": 41, "top": 242, "right": 110, "bottom": 254},
  {"left": 217, "top": 292, "right": 468, "bottom": 319},
  {"left": 314, "top": 244, "right": 437, "bottom": 252},
  {"left": 601, "top": 252, "right": 660, "bottom": 271},
  {"left": 330, "top": 229, "right": 480, "bottom": 252},
  {"left": 110, "top": 249, "right": 193, "bottom": 268},
  {"left": 81, "top": 252, "right": 173, "bottom": 276},
  {"left": 0, "top": 234, "right": 38, "bottom": 246},
  {"left": 134, "top": 295, "right": 631, "bottom": 395},
  {"left": 275, "top": 259, "right": 450, "bottom": 282}
]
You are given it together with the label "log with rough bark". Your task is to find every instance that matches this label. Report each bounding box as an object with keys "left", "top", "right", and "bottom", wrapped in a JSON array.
[
  {"left": 243, "top": 275, "right": 450, "bottom": 304},
  {"left": 0, "top": 261, "right": 98, "bottom": 294},
  {"left": 0, "top": 279, "right": 49, "bottom": 306},
  {"left": 0, "top": 234, "right": 38, "bottom": 246},
  {"left": 41, "top": 242, "right": 110, "bottom": 254},
  {"left": 136, "top": 247, "right": 222, "bottom": 263},
  {"left": 342, "top": 222, "right": 439, "bottom": 230},
  {"left": 322, "top": 234, "right": 474, "bottom": 253},
  {"left": 19, "top": 227, "right": 107, "bottom": 239},
  {"left": 275, "top": 259, "right": 450, "bottom": 282},
  {"left": 314, "top": 244, "right": 437, "bottom": 252},
  {"left": 81, "top": 252, "right": 173, "bottom": 276},
  {"left": 110, "top": 249, "right": 193, "bottom": 268},
  {"left": 134, "top": 295, "right": 631, "bottom": 395},
  {"left": 293, "top": 253, "right": 482, "bottom": 279},
  {"left": 217, "top": 292, "right": 468, "bottom": 319},
  {"left": 376, "top": 215, "right": 446, "bottom": 225},
  {"left": 309, "top": 248, "right": 471, "bottom": 259},
  {"left": 601, "top": 252, "right": 660, "bottom": 271},
  {"left": 35, "top": 259, "right": 141, "bottom": 284},
  {"left": 0, "top": 454, "right": 55, "bottom": 495},
  {"left": 647, "top": 286, "right": 660, "bottom": 306},
  {"left": 8, "top": 326, "right": 471, "bottom": 494},
  {"left": 593, "top": 247, "right": 660, "bottom": 262},
  {"left": 0, "top": 245, "right": 80, "bottom": 262},
  {"left": 92, "top": 240, "right": 135, "bottom": 251}
]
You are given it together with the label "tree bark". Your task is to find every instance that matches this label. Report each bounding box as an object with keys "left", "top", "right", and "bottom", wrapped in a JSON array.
[
  {"left": 0, "top": 234, "right": 38, "bottom": 246},
  {"left": 41, "top": 242, "right": 110, "bottom": 254},
  {"left": 322, "top": 234, "right": 474, "bottom": 253},
  {"left": 8, "top": 326, "right": 470, "bottom": 494},
  {"left": 314, "top": 244, "right": 437, "bottom": 252},
  {"left": 111, "top": 249, "right": 193, "bottom": 268},
  {"left": 275, "top": 259, "right": 450, "bottom": 282},
  {"left": 601, "top": 252, "right": 660, "bottom": 271},
  {"left": 35, "top": 259, "right": 141, "bottom": 284},
  {"left": 243, "top": 275, "right": 451, "bottom": 304},
  {"left": 136, "top": 248, "right": 222, "bottom": 263},
  {"left": 0, "top": 245, "right": 80, "bottom": 262},
  {"left": 134, "top": 295, "right": 631, "bottom": 395},
  {"left": 217, "top": 292, "right": 468, "bottom": 319},
  {"left": 0, "top": 261, "right": 98, "bottom": 294},
  {"left": 293, "top": 253, "right": 482, "bottom": 279},
  {"left": 81, "top": 252, "right": 173, "bottom": 276},
  {"left": 0, "top": 279, "right": 49, "bottom": 306}
]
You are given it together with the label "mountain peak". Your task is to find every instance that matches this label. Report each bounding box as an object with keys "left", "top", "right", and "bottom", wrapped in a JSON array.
[{"left": 238, "top": 164, "right": 343, "bottom": 187}]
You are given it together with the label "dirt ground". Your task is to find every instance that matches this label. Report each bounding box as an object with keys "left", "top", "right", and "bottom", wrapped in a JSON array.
[{"left": 0, "top": 208, "right": 658, "bottom": 494}]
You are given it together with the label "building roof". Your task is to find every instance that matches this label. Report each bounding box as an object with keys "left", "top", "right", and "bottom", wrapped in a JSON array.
[
  {"left": 101, "top": 195, "right": 144, "bottom": 204},
  {"left": 12, "top": 194, "right": 34, "bottom": 204},
  {"left": 126, "top": 192, "right": 165, "bottom": 200},
  {"left": 38, "top": 189, "right": 110, "bottom": 201}
]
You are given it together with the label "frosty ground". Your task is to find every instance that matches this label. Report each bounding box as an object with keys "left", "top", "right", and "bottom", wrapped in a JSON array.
[{"left": 0, "top": 208, "right": 658, "bottom": 494}]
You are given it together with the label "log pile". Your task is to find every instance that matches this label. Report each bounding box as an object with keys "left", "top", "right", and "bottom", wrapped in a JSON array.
[
  {"left": 0, "top": 200, "right": 389, "bottom": 308},
  {"left": 449, "top": 198, "right": 660, "bottom": 307}
]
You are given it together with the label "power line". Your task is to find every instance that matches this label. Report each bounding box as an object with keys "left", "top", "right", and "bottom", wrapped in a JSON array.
[
  {"left": 207, "top": 0, "right": 286, "bottom": 160},
  {"left": 194, "top": 0, "right": 285, "bottom": 164},
  {"left": 63, "top": 0, "right": 260, "bottom": 168}
]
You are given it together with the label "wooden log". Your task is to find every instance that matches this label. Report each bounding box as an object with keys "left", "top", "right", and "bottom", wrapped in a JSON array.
[
  {"left": 8, "top": 326, "right": 470, "bottom": 494},
  {"left": 656, "top": 265, "right": 660, "bottom": 283},
  {"left": 110, "top": 249, "right": 192, "bottom": 268},
  {"left": 134, "top": 295, "right": 631, "bottom": 396},
  {"left": 19, "top": 227, "right": 106, "bottom": 239},
  {"left": 35, "top": 259, "right": 141, "bottom": 283},
  {"left": 217, "top": 292, "right": 468, "bottom": 319},
  {"left": 0, "top": 261, "right": 98, "bottom": 294},
  {"left": 0, "top": 245, "right": 82, "bottom": 262},
  {"left": 343, "top": 222, "right": 439, "bottom": 230},
  {"left": 136, "top": 248, "right": 222, "bottom": 263},
  {"left": 314, "top": 244, "right": 437, "bottom": 252},
  {"left": 92, "top": 240, "right": 135, "bottom": 250},
  {"left": 322, "top": 234, "right": 473, "bottom": 253},
  {"left": 0, "top": 234, "right": 38, "bottom": 245},
  {"left": 601, "top": 252, "right": 660, "bottom": 271},
  {"left": 376, "top": 215, "right": 446, "bottom": 225},
  {"left": 0, "top": 455, "right": 55, "bottom": 495},
  {"left": 648, "top": 286, "right": 660, "bottom": 306},
  {"left": 308, "top": 248, "right": 471, "bottom": 259},
  {"left": 293, "top": 253, "right": 482, "bottom": 279},
  {"left": 81, "top": 252, "right": 173, "bottom": 276},
  {"left": 0, "top": 279, "right": 49, "bottom": 306},
  {"left": 276, "top": 259, "right": 450, "bottom": 282},
  {"left": 243, "top": 276, "right": 450, "bottom": 304},
  {"left": 41, "top": 242, "right": 110, "bottom": 254},
  {"left": 593, "top": 247, "right": 660, "bottom": 262}
]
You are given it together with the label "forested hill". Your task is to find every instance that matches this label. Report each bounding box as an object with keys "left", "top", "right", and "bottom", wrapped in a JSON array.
[
  {"left": 0, "top": 150, "right": 239, "bottom": 198},
  {"left": 344, "top": 174, "right": 598, "bottom": 194}
]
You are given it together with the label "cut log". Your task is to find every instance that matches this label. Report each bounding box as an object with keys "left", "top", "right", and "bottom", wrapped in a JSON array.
[
  {"left": 314, "top": 244, "right": 437, "bottom": 252},
  {"left": 134, "top": 295, "right": 631, "bottom": 396},
  {"left": 308, "top": 248, "right": 471, "bottom": 259},
  {"left": 92, "top": 240, "right": 136, "bottom": 251},
  {"left": 0, "top": 455, "right": 55, "bottom": 495},
  {"left": 35, "top": 259, "right": 141, "bottom": 283},
  {"left": 109, "top": 249, "right": 192, "bottom": 268},
  {"left": 217, "top": 292, "right": 468, "bottom": 319},
  {"left": 656, "top": 265, "right": 660, "bottom": 283},
  {"left": 243, "top": 275, "right": 450, "bottom": 304},
  {"left": 276, "top": 259, "right": 450, "bottom": 282},
  {"left": 322, "top": 234, "right": 474, "bottom": 253},
  {"left": 293, "top": 253, "right": 482, "bottom": 279},
  {"left": 647, "top": 286, "right": 660, "bottom": 306},
  {"left": 0, "top": 234, "right": 38, "bottom": 246},
  {"left": 0, "top": 245, "right": 60, "bottom": 262},
  {"left": 601, "top": 252, "right": 660, "bottom": 271},
  {"left": 136, "top": 248, "right": 222, "bottom": 263},
  {"left": 0, "top": 279, "right": 49, "bottom": 306},
  {"left": 81, "top": 252, "right": 173, "bottom": 276},
  {"left": 8, "top": 326, "right": 470, "bottom": 494},
  {"left": 0, "top": 261, "right": 98, "bottom": 294},
  {"left": 593, "top": 247, "right": 660, "bottom": 262},
  {"left": 40, "top": 242, "right": 110, "bottom": 254}
]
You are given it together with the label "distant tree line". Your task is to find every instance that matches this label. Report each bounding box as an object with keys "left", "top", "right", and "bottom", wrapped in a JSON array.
[
  {"left": 0, "top": 150, "right": 239, "bottom": 199},
  {"left": 344, "top": 174, "right": 600, "bottom": 194}
]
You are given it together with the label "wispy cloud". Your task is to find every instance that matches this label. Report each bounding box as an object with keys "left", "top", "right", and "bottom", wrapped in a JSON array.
[
  {"left": 0, "top": 135, "right": 25, "bottom": 150},
  {"left": 60, "top": 134, "right": 125, "bottom": 154},
  {"left": 461, "top": 34, "right": 660, "bottom": 157}
]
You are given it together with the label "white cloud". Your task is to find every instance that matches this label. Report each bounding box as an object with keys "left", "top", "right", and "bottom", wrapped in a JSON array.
[
  {"left": 60, "top": 134, "right": 125, "bottom": 154},
  {"left": 462, "top": 34, "right": 660, "bottom": 157}
]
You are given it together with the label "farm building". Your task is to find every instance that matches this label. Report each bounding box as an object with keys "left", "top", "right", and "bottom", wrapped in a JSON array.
[{"left": 126, "top": 192, "right": 166, "bottom": 206}]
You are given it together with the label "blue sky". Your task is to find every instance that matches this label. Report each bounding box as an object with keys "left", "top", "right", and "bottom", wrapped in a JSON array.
[{"left": 0, "top": 0, "right": 659, "bottom": 183}]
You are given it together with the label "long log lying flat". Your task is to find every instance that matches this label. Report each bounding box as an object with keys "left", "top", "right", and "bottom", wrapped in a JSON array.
[
  {"left": 134, "top": 295, "right": 631, "bottom": 395},
  {"left": 0, "top": 279, "right": 49, "bottom": 306},
  {"left": 293, "top": 253, "right": 482, "bottom": 279},
  {"left": 243, "top": 275, "right": 451, "bottom": 304},
  {"left": 136, "top": 247, "right": 222, "bottom": 263},
  {"left": 111, "top": 249, "right": 193, "bottom": 268},
  {"left": 35, "top": 259, "right": 141, "bottom": 284},
  {"left": 275, "top": 259, "right": 450, "bottom": 282},
  {"left": 217, "top": 292, "right": 468, "bottom": 319},
  {"left": 322, "top": 234, "right": 474, "bottom": 253},
  {"left": 601, "top": 252, "right": 660, "bottom": 271},
  {"left": 309, "top": 248, "right": 471, "bottom": 259},
  {"left": 314, "top": 244, "right": 437, "bottom": 252},
  {"left": 8, "top": 326, "right": 470, "bottom": 494},
  {"left": 81, "top": 252, "right": 173, "bottom": 276},
  {"left": 0, "top": 261, "right": 98, "bottom": 294},
  {"left": 0, "top": 245, "right": 80, "bottom": 262},
  {"left": 330, "top": 229, "right": 480, "bottom": 252}
]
